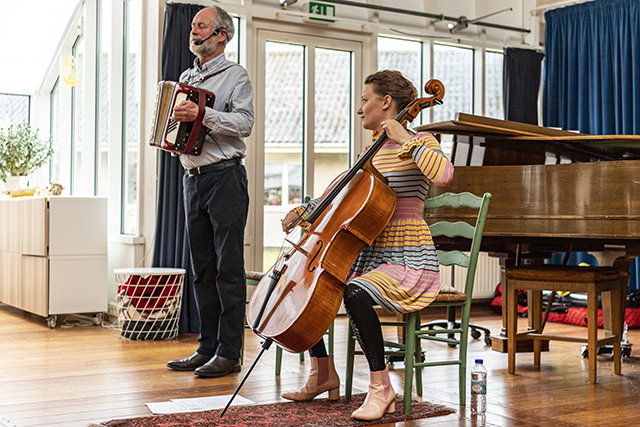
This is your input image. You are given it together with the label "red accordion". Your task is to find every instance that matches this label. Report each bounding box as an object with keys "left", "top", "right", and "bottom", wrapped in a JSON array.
[{"left": 149, "top": 81, "right": 215, "bottom": 156}]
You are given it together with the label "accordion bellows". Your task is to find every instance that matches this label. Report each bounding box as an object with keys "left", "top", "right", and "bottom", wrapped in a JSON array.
[{"left": 149, "top": 81, "right": 215, "bottom": 156}]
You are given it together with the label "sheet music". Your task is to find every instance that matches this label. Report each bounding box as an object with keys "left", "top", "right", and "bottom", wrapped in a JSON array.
[{"left": 146, "top": 394, "right": 255, "bottom": 414}]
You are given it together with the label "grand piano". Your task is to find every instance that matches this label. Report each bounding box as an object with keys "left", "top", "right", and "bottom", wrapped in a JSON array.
[{"left": 415, "top": 113, "right": 640, "bottom": 352}]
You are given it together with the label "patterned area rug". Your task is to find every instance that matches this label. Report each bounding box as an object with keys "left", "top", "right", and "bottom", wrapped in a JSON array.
[{"left": 98, "top": 393, "right": 454, "bottom": 427}]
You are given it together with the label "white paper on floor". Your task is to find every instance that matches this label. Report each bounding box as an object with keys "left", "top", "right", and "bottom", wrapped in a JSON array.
[{"left": 146, "top": 395, "right": 256, "bottom": 414}]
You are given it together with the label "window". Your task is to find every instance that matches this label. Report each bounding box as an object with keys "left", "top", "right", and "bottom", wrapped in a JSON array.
[
  {"left": 432, "top": 44, "right": 474, "bottom": 156},
  {"left": 377, "top": 36, "right": 423, "bottom": 125},
  {"left": 225, "top": 17, "right": 240, "bottom": 63},
  {"left": 71, "top": 35, "right": 85, "bottom": 194},
  {"left": 258, "top": 31, "right": 361, "bottom": 269},
  {"left": 314, "top": 47, "right": 351, "bottom": 197},
  {"left": 263, "top": 41, "right": 304, "bottom": 208},
  {"left": 96, "top": 0, "right": 112, "bottom": 197},
  {"left": 0, "top": 94, "right": 29, "bottom": 128},
  {"left": 485, "top": 50, "right": 504, "bottom": 120},
  {"left": 433, "top": 44, "right": 474, "bottom": 123},
  {"left": 121, "top": 0, "right": 141, "bottom": 235},
  {"left": 49, "top": 80, "right": 60, "bottom": 184},
  {"left": 377, "top": 36, "right": 422, "bottom": 94}
]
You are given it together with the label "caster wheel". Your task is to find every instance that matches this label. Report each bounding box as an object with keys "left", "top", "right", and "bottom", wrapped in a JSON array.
[
  {"left": 93, "top": 312, "right": 104, "bottom": 326},
  {"left": 471, "top": 329, "right": 481, "bottom": 340},
  {"left": 484, "top": 335, "right": 492, "bottom": 346},
  {"left": 581, "top": 346, "right": 589, "bottom": 358},
  {"left": 46, "top": 315, "right": 57, "bottom": 329},
  {"left": 622, "top": 347, "right": 631, "bottom": 357},
  {"left": 448, "top": 343, "right": 458, "bottom": 348}
]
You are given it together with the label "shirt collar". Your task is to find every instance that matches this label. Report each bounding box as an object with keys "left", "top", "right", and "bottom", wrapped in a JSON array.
[
  {"left": 193, "top": 53, "right": 225, "bottom": 72},
  {"left": 187, "top": 54, "right": 228, "bottom": 84}
]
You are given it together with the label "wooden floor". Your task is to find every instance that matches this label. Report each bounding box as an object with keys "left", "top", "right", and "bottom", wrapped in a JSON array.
[{"left": 1, "top": 302, "right": 639, "bottom": 427}]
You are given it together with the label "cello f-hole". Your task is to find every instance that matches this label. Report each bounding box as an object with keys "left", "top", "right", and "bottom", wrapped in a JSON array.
[{"left": 307, "top": 240, "right": 324, "bottom": 273}]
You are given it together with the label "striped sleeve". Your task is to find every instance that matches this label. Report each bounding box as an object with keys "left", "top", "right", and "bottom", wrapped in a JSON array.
[{"left": 397, "top": 133, "right": 454, "bottom": 186}]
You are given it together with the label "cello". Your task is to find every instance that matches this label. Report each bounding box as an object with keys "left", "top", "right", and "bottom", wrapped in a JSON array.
[{"left": 246, "top": 79, "right": 445, "bottom": 353}]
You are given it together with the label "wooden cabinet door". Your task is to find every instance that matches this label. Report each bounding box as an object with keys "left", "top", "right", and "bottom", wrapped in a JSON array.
[{"left": 20, "top": 256, "right": 48, "bottom": 317}]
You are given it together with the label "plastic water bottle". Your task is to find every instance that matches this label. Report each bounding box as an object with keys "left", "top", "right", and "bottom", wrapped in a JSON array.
[{"left": 470, "top": 358, "right": 487, "bottom": 415}]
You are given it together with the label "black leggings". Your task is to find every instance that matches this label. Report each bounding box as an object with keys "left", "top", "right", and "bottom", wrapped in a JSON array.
[{"left": 308, "top": 283, "right": 386, "bottom": 371}]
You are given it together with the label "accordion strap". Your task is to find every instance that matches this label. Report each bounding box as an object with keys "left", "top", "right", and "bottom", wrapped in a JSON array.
[
  {"left": 202, "top": 64, "right": 238, "bottom": 83},
  {"left": 184, "top": 63, "right": 238, "bottom": 85}
]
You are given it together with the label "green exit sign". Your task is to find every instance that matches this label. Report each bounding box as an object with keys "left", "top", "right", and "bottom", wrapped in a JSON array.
[{"left": 308, "top": 1, "right": 335, "bottom": 22}]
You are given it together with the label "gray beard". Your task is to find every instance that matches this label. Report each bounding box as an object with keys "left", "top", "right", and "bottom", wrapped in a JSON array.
[{"left": 190, "top": 41, "right": 216, "bottom": 59}]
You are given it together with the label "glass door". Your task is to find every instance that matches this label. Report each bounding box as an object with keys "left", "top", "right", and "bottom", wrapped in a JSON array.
[{"left": 256, "top": 30, "right": 363, "bottom": 270}]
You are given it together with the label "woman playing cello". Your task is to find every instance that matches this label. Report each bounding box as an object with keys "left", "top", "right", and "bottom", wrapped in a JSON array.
[{"left": 279, "top": 70, "right": 454, "bottom": 421}]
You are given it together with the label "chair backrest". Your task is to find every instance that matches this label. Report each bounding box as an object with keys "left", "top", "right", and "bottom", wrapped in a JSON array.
[{"left": 423, "top": 192, "right": 492, "bottom": 297}]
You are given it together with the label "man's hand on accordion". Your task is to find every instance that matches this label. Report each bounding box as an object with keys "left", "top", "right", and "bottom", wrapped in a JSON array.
[{"left": 171, "top": 100, "right": 200, "bottom": 122}]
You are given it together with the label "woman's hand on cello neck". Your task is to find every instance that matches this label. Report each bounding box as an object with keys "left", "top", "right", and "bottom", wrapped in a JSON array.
[{"left": 380, "top": 119, "right": 412, "bottom": 144}]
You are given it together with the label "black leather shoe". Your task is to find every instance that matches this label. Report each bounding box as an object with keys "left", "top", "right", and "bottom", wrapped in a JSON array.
[
  {"left": 167, "top": 353, "right": 213, "bottom": 371},
  {"left": 194, "top": 355, "right": 241, "bottom": 378}
]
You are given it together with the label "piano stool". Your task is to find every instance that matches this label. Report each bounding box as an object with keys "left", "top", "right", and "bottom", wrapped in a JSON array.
[{"left": 505, "top": 264, "right": 627, "bottom": 383}]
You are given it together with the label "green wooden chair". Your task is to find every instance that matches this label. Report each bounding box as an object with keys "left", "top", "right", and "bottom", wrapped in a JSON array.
[{"left": 344, "top": 191, "right": 492, "bottom": 415}]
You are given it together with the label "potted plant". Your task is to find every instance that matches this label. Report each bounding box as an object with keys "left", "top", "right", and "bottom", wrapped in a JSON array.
[{"left": 0, "top": 122, "right": 54, "bottom": 190}]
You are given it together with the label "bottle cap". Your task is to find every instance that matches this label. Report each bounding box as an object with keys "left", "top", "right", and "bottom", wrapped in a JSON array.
[{"left": 475, "top": 359, "right": 483, "bottom": 364}]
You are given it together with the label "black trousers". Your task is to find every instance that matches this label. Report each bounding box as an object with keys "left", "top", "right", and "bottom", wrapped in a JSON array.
[{"left": 183, "top": 162, "right": 249, "bottom": 360}]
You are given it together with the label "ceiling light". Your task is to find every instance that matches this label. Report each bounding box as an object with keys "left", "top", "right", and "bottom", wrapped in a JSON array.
[
  {"left": 279, "top": 0, "right": 297, "bottom": 10},
  {"left": 448, "top": 8, "right": 513, "bottom": 34},
  {"left": 447, "top": 16, "right": 469, "bottom": 34}
]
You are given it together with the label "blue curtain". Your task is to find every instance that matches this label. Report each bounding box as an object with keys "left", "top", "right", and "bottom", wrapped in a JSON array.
[{"left": 543, "top": 0, "right": 640, "bottom": 291}]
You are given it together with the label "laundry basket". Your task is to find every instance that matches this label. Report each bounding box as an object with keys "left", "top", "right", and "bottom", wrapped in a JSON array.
[{"left": 114, "top": 268, "right": 185, "bottom": 340}]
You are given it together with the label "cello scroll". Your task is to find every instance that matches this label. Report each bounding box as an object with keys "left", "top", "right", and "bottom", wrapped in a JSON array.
[{"left": 399, "top": 79, "right": 445, "bottom": 127}]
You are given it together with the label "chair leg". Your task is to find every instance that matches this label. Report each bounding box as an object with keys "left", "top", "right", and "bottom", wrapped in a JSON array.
[
  {"left": 275, "top": 345, "right": 283, "bottom": 376},
  {"left": 345, "top": 320, "right": 356, "bottom": 399},
  {"left": 507, "top": 281, "right": 518, "bottom": 375},
  {"left": 403, "top": 312, "right": 417, "bottom": 416},
  {"left": 587, "top": 286, "right": 598, "bottom": 383},
  {"left": 413, "top": 311, "right": 423, "bottom": 396},
  {"left": 530, "top": 290, "right": 543, "bottom": 367},
  {"left": 328, "top": 321, "right": 335, "bottom": 355},
  {"left": 458, "top": 304, "right": 470, "bottom": 407},
  {"left": 241, "top": 331, "right": 245, "bottom": 366}
]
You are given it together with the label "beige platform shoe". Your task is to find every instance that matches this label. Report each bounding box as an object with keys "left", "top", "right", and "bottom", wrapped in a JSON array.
[
  {"left": 281, "top": 355, "right": 340, "bottom": 401},
  {"left": 351, "top": 366, "right": 396, "bottom": 421}
]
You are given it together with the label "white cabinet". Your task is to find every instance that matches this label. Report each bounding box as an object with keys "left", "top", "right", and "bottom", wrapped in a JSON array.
[{"left": 0, "top": 196, "right": 108, "bottom": 327}]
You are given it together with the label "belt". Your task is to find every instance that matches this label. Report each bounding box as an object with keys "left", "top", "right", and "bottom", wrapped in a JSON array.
[{"left": 184, "top": 158, "right": 242, "bottom": 176}]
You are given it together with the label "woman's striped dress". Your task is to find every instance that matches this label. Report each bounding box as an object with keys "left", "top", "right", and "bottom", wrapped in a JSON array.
[{"left": 346, "top": 132, "right": 454, "bottom": 314}]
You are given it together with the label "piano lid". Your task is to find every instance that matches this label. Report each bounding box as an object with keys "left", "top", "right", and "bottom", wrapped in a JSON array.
[
  {"left": 415, "top": 113, "right": 583, "bottom": 137},
  {"left": 415, "top": 113, "right": 640, "bottom": 163}
]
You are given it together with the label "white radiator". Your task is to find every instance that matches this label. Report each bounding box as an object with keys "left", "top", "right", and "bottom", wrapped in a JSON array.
[{"left": 439, "top": 252, "right": 500, "bottom": 300}]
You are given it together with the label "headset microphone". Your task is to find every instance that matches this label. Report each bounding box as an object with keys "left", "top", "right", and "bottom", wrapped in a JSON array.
[{"left": 194, "top": 27, "right": 223, "bottom": 46}]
